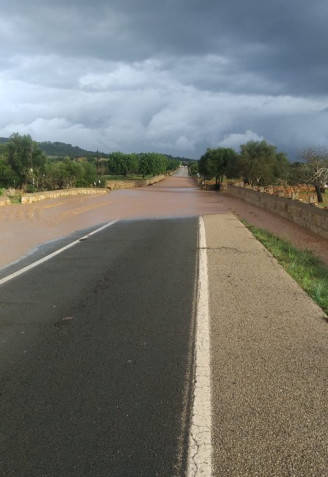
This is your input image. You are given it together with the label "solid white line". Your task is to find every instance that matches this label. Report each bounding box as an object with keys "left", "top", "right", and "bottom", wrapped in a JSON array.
[
  {"left": 187, "top": 216, "right": 213, "bottom": 477},
  {"left": 0, "top": 220, "right": 119, "bottom": 286}
]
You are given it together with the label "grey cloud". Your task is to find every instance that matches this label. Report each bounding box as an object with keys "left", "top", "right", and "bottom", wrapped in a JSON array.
[{"left": 1, "top": 0, "right": 328, "bottom": 158}]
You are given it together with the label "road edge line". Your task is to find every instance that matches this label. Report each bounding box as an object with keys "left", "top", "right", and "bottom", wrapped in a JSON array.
[
  {"left": 0, "top": 220, "right": 119, "bottom": 286},
  {"left": 187, "top": 216, "right": 213, "bottom": 476}
]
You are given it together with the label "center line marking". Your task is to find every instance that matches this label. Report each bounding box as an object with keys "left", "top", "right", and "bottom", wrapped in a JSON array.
[
  {"left": 188, "top": 216, "right": 213, "bottom": 476},
  {"left": 0, "top": 220, "right": 119, "bottom": 286}
]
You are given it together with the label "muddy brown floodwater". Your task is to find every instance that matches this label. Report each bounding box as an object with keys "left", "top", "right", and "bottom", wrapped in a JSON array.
[{"left": 1, "top": 168, "right": 328, "bottom": 269}]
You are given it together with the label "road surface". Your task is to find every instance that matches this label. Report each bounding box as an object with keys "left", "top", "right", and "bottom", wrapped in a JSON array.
[{"left": 1, "top": 170, "right": 327, "bottom": 476}]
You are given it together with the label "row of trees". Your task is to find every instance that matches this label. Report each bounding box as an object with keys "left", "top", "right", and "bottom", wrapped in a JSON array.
[
  {"left": 195, "top": 141, "right": 290, "bottom": 188},
  {"left": 0, "top": 134, "right": 98, "bottom": 190},
  {"left": 2, "top": 134, "right": 327, "bottom": 201},
  {"left": 107, "top": 151, "right": 179, "bottom": 177},
  {"left": 191, "top": 141, "right": 328, "bottom": 202},
  {"left": 0, "top": 134, "right": 180, "bottom": 191}
]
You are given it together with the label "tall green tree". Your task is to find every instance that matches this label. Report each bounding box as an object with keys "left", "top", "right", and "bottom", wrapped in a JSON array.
[
  {"left": 108, "top": 152, "right": 140, "bottom": 176},
  {"left": 239, "top": 140, "right": 289, "bottom": 186},
  {"left": 199, "top": 147, "right": 238, "bottom": 186},
  {"left": 0, "top": 157, "right": 19, "bottom": 188},
  {"left": 139, "top": 153, "right": 168, "bottom": 177},
  {"left": 5, "top": 133, "right": 46, "bottom": 189}
]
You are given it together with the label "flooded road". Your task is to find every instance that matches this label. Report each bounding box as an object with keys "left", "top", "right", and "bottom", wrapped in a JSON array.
[
  {"left": 2, "top": 167, "right": 328, "bottom": 269},
  {"left": 0, "top": 169, "right": 228, "bottom": 269}
]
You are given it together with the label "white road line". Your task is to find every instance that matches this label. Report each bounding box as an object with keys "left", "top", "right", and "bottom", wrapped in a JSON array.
[
  {"left": 0, "top": 219, "right": 119, "bottom": 286},
  {"left": 187, "top": 216, "right": 213, "bottom": 477}
]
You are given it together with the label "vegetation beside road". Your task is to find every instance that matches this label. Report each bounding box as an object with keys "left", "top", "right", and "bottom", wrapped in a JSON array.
[
  {"left": 0, "top": 134, "right": 180, "bottom": 193},
  {"left": 244, "top": 222, "right": 328, "bottom": 316},
  {"left": 189, "top": 140, "right": 328, "bottom": 203}
]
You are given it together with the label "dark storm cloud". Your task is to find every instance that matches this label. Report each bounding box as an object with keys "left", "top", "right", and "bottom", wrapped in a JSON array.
[
  {"left": 1, "top": 0, "right": 328, "bottom": 157},
  {"left": 2, "top": 0, "right": 328, "bottom": 95}
]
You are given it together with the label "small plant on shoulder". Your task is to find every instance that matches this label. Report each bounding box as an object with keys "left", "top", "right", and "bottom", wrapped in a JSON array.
[{"left": 8, "top": 194, "right": 22, "bottom": 204}]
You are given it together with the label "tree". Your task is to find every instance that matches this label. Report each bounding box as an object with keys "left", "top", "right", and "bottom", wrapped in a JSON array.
[
  {"left": 188, "top": 161, "right": 199, "bottom": 176},
  {"left": 299, "top": 147, "right": 328, "bottom": 202},
  {"left": 45, "top": 161, "right": 68, "bottom": 189},
  {"left": 5, "top": 133, "right": 46, "bottom": 189},
  {"left": 45, "top": 159, "right": 87, "bottom": 189},
  {"left": 108, "top": 152, "right": 128, "bottom": 176},
  {"left": 239, "top": 140, "right": 289, "bottom": 186},
  {"left": 166, "top": 159, "right": 180, "bottom": 172},
  {"left": 287, "top": 162, "right": 304, "bottom": 185},
  {"left": 139, "top": 153, "right": 168, "bottom": 177},
  {"left": 0, "top": 157, "right": 19, "bottom": 188},
  {"left": 108, "top": 152, "right": 140, "bottom": 176},
  {"left": 76, "top": 161, "right": 97, "bottom": 187},
  {"left": 199, "top": 147, "right": 238, "bottom": 187}
]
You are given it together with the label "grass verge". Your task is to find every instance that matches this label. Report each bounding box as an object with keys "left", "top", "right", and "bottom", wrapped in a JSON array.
[{"left": 243, "top": 222, "right": 328, "bottom": 316}]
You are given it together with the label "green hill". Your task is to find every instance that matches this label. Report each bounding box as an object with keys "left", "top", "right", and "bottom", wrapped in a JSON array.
[
  {"left": 0, "top": 137, "right": 194, "bottom": 161},
  {"left": 38, "top": 141, "right": 96, "bottom": 158}
]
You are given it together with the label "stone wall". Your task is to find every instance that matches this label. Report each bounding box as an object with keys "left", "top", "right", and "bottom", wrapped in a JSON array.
[
  {"left": 0, "top": 197, "right": 10, "bottom": 207},
  {"left": 105, "top": 174, "right": 166, "bottom": 190},
  {"left": 20, "top": 175, "right": 166, "bottom": 203},
  {"left": 227, "top": 184, "right": 328, "bottom": 240},
  {"left": 21, "top": 188, "right": 108, "bottom": 204}
]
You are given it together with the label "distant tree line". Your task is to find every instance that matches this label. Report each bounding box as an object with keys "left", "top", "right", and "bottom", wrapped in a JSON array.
[
  {"left": 107, "top": 151, "right": 179, "bottom": 177},
  {"left": 0, "top": 133, "right": 180, "bottom": 192},
  {"left": 0, "top": 133, "right": 98, "bottom": 191},
  {"left": 190, "top": 140, "right": 328, "bottom": 202}
]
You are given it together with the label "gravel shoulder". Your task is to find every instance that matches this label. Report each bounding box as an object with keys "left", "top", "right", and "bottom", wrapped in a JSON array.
[{"left": 204, "top": 213, "right": 328, "bottom": 476}]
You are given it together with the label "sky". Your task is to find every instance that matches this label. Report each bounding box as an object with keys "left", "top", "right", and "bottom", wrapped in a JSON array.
[{"left": 1, "top": 0, "right": 328, "bottom": 159}]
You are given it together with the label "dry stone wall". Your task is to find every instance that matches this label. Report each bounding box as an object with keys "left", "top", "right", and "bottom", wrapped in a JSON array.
[
  {"left": 21, "top": 188, "right": 108, "bottom": 204},
  {"left": 105, "top": 174, "right": 166, "bottom": 190},
  {"left": 0, "top": 197, "right": 10, "bottom": 207},
  {"left": 227, "top": 184, "right": 328, "bottom": 239},
  {"left": 20, "top": 175, "right": 166, "bottom": 204}
]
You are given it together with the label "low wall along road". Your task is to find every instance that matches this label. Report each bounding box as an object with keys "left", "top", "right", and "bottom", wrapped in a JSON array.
[
  {"left": 105, "top": 174, "right": 166, "bottom": 190},
  {"left": 16, "top": 175, "right": 166, "bottom": 204},
  {"left": 227, "top": 184, "right": 328, "bottom": 240}
]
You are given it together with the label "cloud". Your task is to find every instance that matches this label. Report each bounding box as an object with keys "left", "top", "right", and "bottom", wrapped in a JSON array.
[
  {"left": 219, "top": 131, "right": 265, "bottom": 150},
  {"left": 1, "top": 0, "right": 328, "bottom": 158}
]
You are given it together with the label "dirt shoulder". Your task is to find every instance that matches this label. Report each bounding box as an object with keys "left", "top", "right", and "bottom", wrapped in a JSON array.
[{"left": 219, "top": 192, "right": 328, "bottom": 266}]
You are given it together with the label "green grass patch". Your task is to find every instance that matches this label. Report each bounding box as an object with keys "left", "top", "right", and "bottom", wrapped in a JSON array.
[
  {"left": 8, "top": 194, "right": 22, "bottom": 204},
  {"left": 244, "top": 222, "right": 328, "bottom": 316}
]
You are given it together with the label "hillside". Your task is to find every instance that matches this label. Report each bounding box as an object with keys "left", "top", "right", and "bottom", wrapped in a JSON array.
[
  {"left": 38, "top": 141, "right": 96, "bottom": 158},
  {"left": 0, "top": 137, "right": 194, "bottom": 161},
  {"left": 0, "top": 137, "right": 95, "bottom": 157}
]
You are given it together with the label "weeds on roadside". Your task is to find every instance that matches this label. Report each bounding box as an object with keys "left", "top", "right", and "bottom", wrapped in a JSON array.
[
  {"left": 8, "top": 194, "right": 21, "bottom": 204},
  {"left": 244, "top": 223, "right": 328, "bottom": 316}
]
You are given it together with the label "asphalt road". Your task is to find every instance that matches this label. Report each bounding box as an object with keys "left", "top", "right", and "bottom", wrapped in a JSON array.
[
  {"left": 1, "top": 212, "right": 327, "bottom": 477},
  {"left": 0, "top": 218, "right": 198, "bottom": 477}
]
